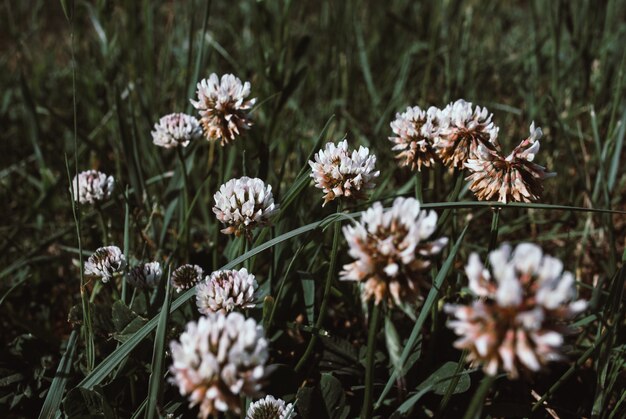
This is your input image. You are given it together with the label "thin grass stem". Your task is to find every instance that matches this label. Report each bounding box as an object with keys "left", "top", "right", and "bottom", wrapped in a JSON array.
[{"left": 362, "top": 302, "right": 381, "bottom": 419}]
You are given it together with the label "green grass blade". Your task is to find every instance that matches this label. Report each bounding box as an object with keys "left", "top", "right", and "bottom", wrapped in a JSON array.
[
  {"left": 38, "top": 330, "right": 79, "bottom": 419},
  {"left": 607, "top": 109, "right": 626, "bottom": 193},
  {"left": 145, "top": 271, "right": 172, "bottom": 419}
]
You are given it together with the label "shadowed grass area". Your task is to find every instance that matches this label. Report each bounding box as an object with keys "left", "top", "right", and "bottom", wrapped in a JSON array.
[{"left": 1, "top": 0, "right": 625, "bottom": 417}]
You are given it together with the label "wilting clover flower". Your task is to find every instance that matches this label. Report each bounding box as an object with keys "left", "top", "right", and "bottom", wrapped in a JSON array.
[
  {"left": 128, "top": 261, "right": 162, "bottom": 289},
  {"left": 340, "top": 197, "right": 448, "bottom": 306},
  {"left": 213, "top": 177, "right": 277, "bottom": 238},
  {"left": 432, "top": 99, "right": 499, "bottom": 169},
  {"left": 71, "top": 170, "right": 115, "bottom": 205},
  {"left": 196, "top": 268, "right": 258, "bottom": 314},
  {"left": 169, "top": 312, "right": 268, "bottom": 418},
  {"left": 389, "top": 106, "right": 441, "bottom": 171},
  {"left": 151, "top": 113, "right": 202, "bottom": 148},
  {"left": 190, "top": 73, "right": 256, "bottom": 145},
  {"left": 246, "top": 395, "right": 296, "bottom": 419},
  {"left": 171, "top": 264, "right": 204, "bottom": 292},
  {"left": 465, "top": 123, "right": 555, "bottom": 203},
  {"left": 309, "top": 140, "right": 380, "bottom": 206},
  {"left": 445, "top": 243, "right": 587, "bottom": 378},
  {"left": 84, "top": 245, "right": 126, "bottom": 283}
]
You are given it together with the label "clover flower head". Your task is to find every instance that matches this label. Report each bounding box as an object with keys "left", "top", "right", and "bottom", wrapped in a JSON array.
[
  {"left": 196, "top": 268, "right": 258, "bottom": 314},
  {"left": 71, "top": 170, "right": 115, "bottom": 205},
  {"left": 213, "top": 177, "right": 278, "bottom": 237},
  {"left": 464, "top": 122, "right": 555, "bottom": 203},
  {"left": 128, "top": 261, "right": 162, "bottom": 289},
  {"left": 84, "top": 245, "right": 126, "bottom": 283},
  {"left": 433, "top": 99, "right": 500, "bottom": 168},
  {"left": 190, "top": 73, "right": 256, "bottom": 145},
  {"left": 445, "top": 243, "right": 587, "bottom": 378},
  {"left": 340, "top": 197, "right": 448, "bottom": 306},
  {"left": 169, "top": 312, "right": 269, "bottom": 418},
  {"left": 246, "top": 395, "right": 296, "bottom": 419},
  {"left": 309, "top": 139, "right": 380, "bottom": 206},
  {"left": 152, "top": 113, "right": 202, "bottom": 148},
  {"left": 171, "top": 264, "right": 204, "bottom": 292},
  {"left": 389, "top": 106, "right": 440, "bottom": 171}
]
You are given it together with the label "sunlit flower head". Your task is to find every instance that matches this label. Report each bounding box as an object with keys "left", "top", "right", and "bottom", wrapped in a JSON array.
[
  {"left": 152, "top": 113, "right": 202, "bottom": 148},
  {"left": 190, "top": 73, "right": 256, "bottom": 146},
  {"left": 128, "top": 261, "right": 162, "bottom": 289},
  {"left": 464, "top": 123, "right": 555, "bottom": 203},
  {"left": 432, "top": 99, "right": 499, "bottom": 168},
  {"left": 246, "top": 395, "right": 296, "bottom": 419},
  {"left": 169, "top": 312, "right": 268, "bottom": 418},
  {"left": 213, "top": 177, "right": 278, "bottom": 238},
  {"left": 389, "top": 106, "right": 441, "bottom": 171},
  {"left": 445, "top": 243, "right": 587, "bottom": 378},
  {"left": 341, "top": 197, "right": 448, "bottom": 306},
  {"left": 84, "top": 245, "right": 126, "bottom": 283},
  {"left": 171, "top": 264, "right": 204, "bottom": 293},
  {"left": 309, "top": 139, "right": 379, "bottom": 206},
  {"left": 196, "top": 268, "right": 258, "bottom": 314},
  {"left": 71, "top": 170, "right": 115, "bottom": 205}
]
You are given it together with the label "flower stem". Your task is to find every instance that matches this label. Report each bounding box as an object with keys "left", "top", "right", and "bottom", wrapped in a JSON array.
[
  {"left": 414, "top": 171, "right": 423, "bottom": 203},
  {"left": 176, "top": 147, "right": 191, "bottom": 261},
  {"left": 462, "top": 374, "right": 497, "bottom": 419},
  {"left": 488, "top": 208, "right": 500, "bottom": 251},
  {"left": 295, "top": 203, "right": 343, "bottom": 373},
  {"left": 96, "top": 206, "right": 109, "bottom": 245},
  {"left": 66, "top": 4, "right": 94, "bottom": 371},
  {"left": 361, "top": 302, "right": 381, "bottom": 419}
]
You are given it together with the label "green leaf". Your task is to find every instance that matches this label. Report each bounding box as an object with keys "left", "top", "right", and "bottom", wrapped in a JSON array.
[
  {"left": 63, "top": 387, "right": 115, "bottom": 418},
  {"left": 320, "top": 373, "right": 348, "bottom": 419},
  {"left": 384, "top": 314, "right": 402, "bottom": 373},
  {"left": 393, "top": 361, "right": 471, "bottom": 417},
  {"left": 111, "top": 300, "right": 145, "bottom": 333},
  {"left": 111, "top": 301, "right": 147, "bottom": 343},
  {"left": 418, "top": 362, "right": 471, "bottom": 395}
]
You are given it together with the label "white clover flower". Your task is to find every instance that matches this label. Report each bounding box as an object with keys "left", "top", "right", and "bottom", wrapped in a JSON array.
[
  {"left": 190, "top": 73, "right": 256, "bottom": 145},
  {"left": 196, "top": 268, "right": 258, "bottom": 314},
  {"left": 309, "top": 139, "right": 380, "bottom": 206},
  {"left": 169, "top": 312, "right": 269, "bottom": 418},
  {"left": 389, "top": 106, "right": 440, "bottom": 171},
  {"left": 465, "top": 123, "right": 556, "bottom": 203},
  {"left": 246, "top": 395, "right": 296, "bottom": 419},
  {"left": 84, "top": 245, "right": 126, "bottom": 283},
  {"left": 340, "top": 197, "right": 448, "bottom": 306},
  {"left": 71, "top": 170, "right": 115, "bottom": 205},
  {"left": 128, "top": 261, "right": 162, "bottom": 289},
  {"left": 170, "top": 264, "right": 204, "bottom": 292},
  {"left": 432, "top": 99, "right": 500, "bottom": 168},
  {"left": 151, "top": 113, "right": 202, "bottom": 148},
  {"left": 445, "top": 243, "right": 587, "bottom": 378},
  {"left": 213, "top": 177, "right": 278, "bottom": 238}
]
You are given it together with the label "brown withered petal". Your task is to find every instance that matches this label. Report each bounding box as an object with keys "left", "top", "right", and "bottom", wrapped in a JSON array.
[{"left": 465, "top": 122, "right": 555, "bottom": 203}]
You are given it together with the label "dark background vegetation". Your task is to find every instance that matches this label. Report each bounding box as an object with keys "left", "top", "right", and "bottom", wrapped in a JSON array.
[{"left": 1, "top": 0, "right": 625, "bottom": 417}]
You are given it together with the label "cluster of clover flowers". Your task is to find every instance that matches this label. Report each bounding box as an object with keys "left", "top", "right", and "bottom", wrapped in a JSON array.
[{"left": 71, "top": 73, "right": 586, "bottom": 418}]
